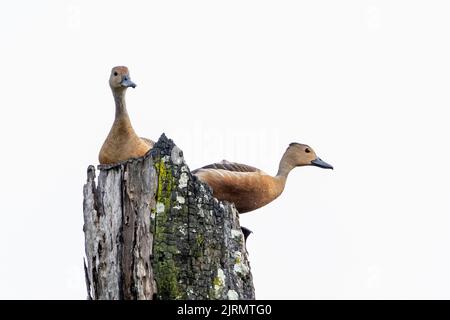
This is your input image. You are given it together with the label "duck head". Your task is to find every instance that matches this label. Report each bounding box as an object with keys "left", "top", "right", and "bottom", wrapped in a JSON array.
[
  {"left": 109, "top": 66, "right": 136, "bottom": 91},
  {"left": 287, "top": 143, "right": 333, "bottom": 170}
]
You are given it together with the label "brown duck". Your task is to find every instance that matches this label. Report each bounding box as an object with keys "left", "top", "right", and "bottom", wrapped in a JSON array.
[
  {"left": 192, "top": 143, "right": 333, "bottom": 213},
  {"left": 99, "top": 66, "right": 154, "bottom": 164}
]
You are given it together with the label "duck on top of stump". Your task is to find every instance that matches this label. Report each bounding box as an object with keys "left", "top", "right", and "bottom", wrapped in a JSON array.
[
  {"left": 192, "top": 143, "right": 333, "bottom": 214},
  {"left": 99, "top": 66, "right": 154, "bottom": 165}
]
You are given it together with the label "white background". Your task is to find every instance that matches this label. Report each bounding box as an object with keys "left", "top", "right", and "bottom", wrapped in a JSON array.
[{"left": 1, "top": 0, "right": 449, "bottom": 299}]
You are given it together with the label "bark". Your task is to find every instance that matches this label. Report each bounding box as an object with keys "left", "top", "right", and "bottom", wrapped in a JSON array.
[{"left": 83, "top": 134, "right": 255, "bottom": 300}]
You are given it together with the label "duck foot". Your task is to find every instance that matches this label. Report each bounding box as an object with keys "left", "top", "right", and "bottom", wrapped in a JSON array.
[{"left": 241, "top": 226, "right": 253, "bottom": 242}]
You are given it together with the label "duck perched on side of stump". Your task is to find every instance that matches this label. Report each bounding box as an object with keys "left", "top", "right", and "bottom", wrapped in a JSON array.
[
  {"left": 192, "top": 143, "right": 333, "bottom": 214},
  {"left": 99, "top": 66, "right": 154, "bottom": 165}
]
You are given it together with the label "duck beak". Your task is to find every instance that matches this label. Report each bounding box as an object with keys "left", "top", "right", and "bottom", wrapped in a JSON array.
[
  {"left": 121, "top": 77, "right": 137, "bottom": 88},
  {"left": 311, "top": 157, "right": 333, "bottom": 170}
]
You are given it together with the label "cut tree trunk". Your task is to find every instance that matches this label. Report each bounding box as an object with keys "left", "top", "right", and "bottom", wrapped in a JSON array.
[{"left": 83, "top": 134, "right": 255, "bottom": 300}]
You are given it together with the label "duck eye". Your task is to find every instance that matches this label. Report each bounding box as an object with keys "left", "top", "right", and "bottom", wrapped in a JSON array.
[
  {"left": 305, "top": 148, "right": 311, "bottom": 153},
  {"left": 113, "top": 72, "right": 118, "bottom": 76}
]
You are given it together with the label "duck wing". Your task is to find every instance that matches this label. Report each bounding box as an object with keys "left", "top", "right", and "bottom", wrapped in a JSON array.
[
  {"left": 192, "top": 160, "right": 273, "bottom": 213},
  {"left": 192, "top": 160, "right": 260, "bottom": 174},
  {"left": 140, "top": 137, "right": 155, "bottom": 148}
]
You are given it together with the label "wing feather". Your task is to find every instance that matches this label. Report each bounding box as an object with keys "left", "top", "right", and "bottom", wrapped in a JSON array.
[{"left": 192, "top": 160, "right": 260, "bottom": 174}]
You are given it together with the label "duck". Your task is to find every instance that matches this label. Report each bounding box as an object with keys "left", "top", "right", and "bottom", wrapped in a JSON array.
[
  {"left": 99, "top": 66, "right": 154, "bottom": 164},
  {"left": 192, "top": 143, "right": 333, "bottom": 213}
]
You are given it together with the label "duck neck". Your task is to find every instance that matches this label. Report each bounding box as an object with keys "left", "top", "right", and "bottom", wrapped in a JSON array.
[
  {"left": 273, "top": 153, "right": 296, "bottom": 197},
  {"left": 276, "top": 149, "right": 296, "bottom": 180},
  {"left": 113, "top": 89, "right": 130, "bottom": 120}
]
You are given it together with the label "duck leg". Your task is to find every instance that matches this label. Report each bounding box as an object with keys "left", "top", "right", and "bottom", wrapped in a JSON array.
[{"left": 241, "top": 226, "right": 253, "bottom": 242}]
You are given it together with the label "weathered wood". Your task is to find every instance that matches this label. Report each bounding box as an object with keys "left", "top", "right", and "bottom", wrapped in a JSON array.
[{"left": 83, "top": 134, "right": 254, "bottom": 300}]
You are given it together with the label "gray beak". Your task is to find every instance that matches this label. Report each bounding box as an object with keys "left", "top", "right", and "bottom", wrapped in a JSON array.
[
  {"left": 120, "top": 76, "right": 136, "bottom": 88},
  {"left": 311, "top": 157, "right": 333, "bottom": 170}
]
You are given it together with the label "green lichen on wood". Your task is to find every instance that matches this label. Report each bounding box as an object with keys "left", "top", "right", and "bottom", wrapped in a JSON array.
[
  {"left": 211, "top": 268, "right": 226, "bottom": 299},
  {"left": 154, "top": 159, "right": 172, "bottom": 240},
  {"left": 153, "top": 259, "right": 181, "bottom": 300},
  {"left": 213, "top": 276, "right": 222, "bottom": 287},
  {"left": 190, "top": 233, "right": 205, "bottom": 258},
  {"left": 156, "top": 159, "right": 173, "bottom": 212},
  {"left": 196, "top": 234, "right": 204, "bottom": 246},
  {"left": 153, "top": 157, "right": 183, "bottom": 299}
]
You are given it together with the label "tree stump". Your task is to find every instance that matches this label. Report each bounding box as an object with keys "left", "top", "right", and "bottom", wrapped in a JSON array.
[{"left": 83, "top": 134, "right": 255, "bottom": 300}]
